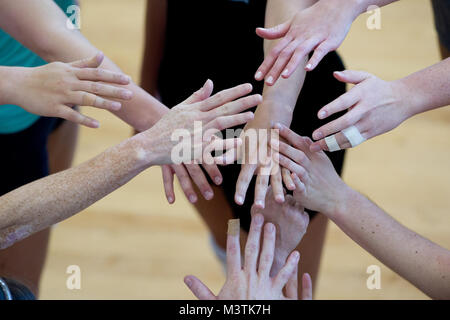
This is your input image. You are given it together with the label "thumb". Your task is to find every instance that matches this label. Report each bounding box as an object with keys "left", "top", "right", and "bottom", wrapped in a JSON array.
[
  {"left": 184, "top": 275, "right": 217, "bottom": 300},
  {"left": 70, "top": 52, "right": 104, "bottom": 68},
  {"left": 181, "top": 79, "right": 214, "bottom": 105},
  {"left": 256, "top": 20, "right": 290, "bottom": 40},
  {"left": 333, "top": 70, "right": 372, "bottom": 85}
]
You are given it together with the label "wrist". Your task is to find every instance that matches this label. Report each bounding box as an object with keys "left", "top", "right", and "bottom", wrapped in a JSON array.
[
  {"left": 0, "top": 67, "right": 26, "bottom": 105},
  {"left": 128, "top": 129, "right": 167, "bottom": 168},
  {"left": 328, "top": 185, "right": 360, "bottom": 222},
  {"left": 391, "top": 78, "right": 423, "bottom": 120},
  {"left": 254, "top": 100, "right": 294, "bottom": 127}
]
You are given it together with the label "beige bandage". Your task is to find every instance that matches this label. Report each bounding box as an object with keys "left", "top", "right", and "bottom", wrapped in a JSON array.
[
  {"left": 325, "top": 135, "right": 341, "bottom": 152},
  {"left": 227, "top": 219, "right": 240, "bottom": 236}
]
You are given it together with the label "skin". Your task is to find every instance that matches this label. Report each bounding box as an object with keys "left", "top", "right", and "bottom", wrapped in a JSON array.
[
  {"left": 250, "top": 186, "right": 309, "bottom": 277},
  {"left": 310, "top": 58, "right": 450, "bottom": 151},
  {"left": 255, "top": 0, "right": 398, "bottom": 83},
  {"left": 184, "top": 215, "right": 313, "bottom": 300},
  {"left": 273, "top": 124, "right": 450, "bottom": 299},
  {"left": 0, "top": 81, "right": 260, "bottom": 249},
  {"left": 0, "top": 53, "right": 132, "bottom": 128}
]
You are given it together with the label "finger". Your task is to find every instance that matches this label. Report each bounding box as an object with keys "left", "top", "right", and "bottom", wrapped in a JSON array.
[
  {"left": 333, "top": 70, "right": 372, "bottom": 85},
  {"left": 72, "top": 91, "right": 123, "bottom": 111},
  {"left": 201, "top": 163, "right": 223, "bottom": 185},
  {"left": 281, "top": 39, "right": 319, "bottom": 78},
  {"left": 305, "top": 40, "right": 334, "bottom": 71},
  {"left": 182, "top": 79, "right": 214, "bottom": 105},
  {"left": 200, "top": 83, "right": 253, "bottom": 111},
  {"left": 276, "top": 154, "right": 309, "bottom": 182},
  {"left": 184, "top": 275, "right": 216, "bottom": 300},
  {"left": 291, "top": 173, "right": 306, "bottom": 200},
  {"left": 255, "top": 36, "right": 292, "bottom": 81},
  {"left": 265, "top": 40, "right": 300, "bottom": 85},
  {"left": 56, "top": 106, "right": 99, "bottom": 128},
  {"left": 74, "top": 81, "right": 133, "bottom": 101},
  {"left": 285, "top": 264, "right": 299, "bottom": 300},
  {"left": 311, "top": 127, "right": 367, "bottom": 152},
  {"left": 75, "top": 68, "right": 131, "bottom": 85},
  {"left": 301, "top": 273, "right": 313, "bottom": 300},
  {"left": 226, "top": 219, "right": 242, "bottom": 275},
  {"left": 235, "top": 164, "right": 257, "bottom": 205},
  {"left": 255, "top": 20, "right": 290, "bottom": 40},
  {"left": 273, "top": 123, "right": 308, "bottom": 152},
  {"left": 172, "top": 164, "right": 198, "bottom": 203},
  {"left": 244, "top": 213, "right": 264, "bottom": 272},
  {"left": 161, "top": 165, "right": 175, "bottom": 204},
  {"left": 258, "top": 223, "right": 276, "bottom": 277},
  {"left": 273, "top": 140, "right": 311, "bottom": 168},
  {"left": 254, "top": 170, "right": 269, "bottom": 209},
  {"left": 282, "top": 168, "right": 295, "bottom": 191},
  {"left": 185, "top": 164, "right": 214, "bottom": 201},
  {"left": 274, "top": 251, "right": 300, "bottom": 291},
  {"left": 206, "top": 94, "right": 262, "bottom": 119},
  {"left": 203, "top": 138, "right": 242, "bottom": 165},
  {"left": 204, "top": 112, "right": 255, "bottom": 132},
  {"left": 270, "top": 166, "right": 285, "bottom": 203},
  {"left": 313, "top": 110, "right": 361, "bottom": 141},
  {"left": 316, "top": 91, "right": 359, "bottom": 121},
  {"left": 69, "top": 52, "right": 104, "bottom": 68},
  {"left": 213, "top": 147, "right": 240, "bottom": 166}
]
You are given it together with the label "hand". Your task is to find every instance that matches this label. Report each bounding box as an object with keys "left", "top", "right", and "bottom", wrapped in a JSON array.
[
  {"left": 8, "top": 52, "right": 133, "bottom": 128},
  {"left": 272, "top": 123, "right": 350, "bottom": 216},
  {"left": 184, "top": 215, "right": 313, "bottom": 300},
  {"left": 251, "top": 186, "right": 309, "bottom": 276},
  {"left": 139, "top": 79, "right": 260, "bottom": 164},
  {"left": 254, "top": 0, "right": 362, "bottom": 85},
  {"left": 310, "top": 70, "right": 412, "bottom": 152},
  {"left": 234, "top": 112, "right": 295, "bottom": 209}
]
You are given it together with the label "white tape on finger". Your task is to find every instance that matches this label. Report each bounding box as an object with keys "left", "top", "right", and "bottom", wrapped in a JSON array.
[
  {"left": 342, "top": 126, "right": 366, "bottom": 147},
  {"left": 325, "top": 135, "right": 341, "bottom": 152}
]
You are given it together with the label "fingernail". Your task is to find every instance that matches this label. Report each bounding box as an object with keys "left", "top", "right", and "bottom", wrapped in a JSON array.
[
  {"left": 255, "top": 200, "right": 265, "bottom": 209},
  {"left": 254, "top": 214, "right": 263, "bottom": 224},
  {"left": 282, "top": 69, "right": 289, "bottom": 77},
  {"left": 167, "top": 196, "right": 174, "bottom": 203},
  {"left": 185, "top": 278, "right": 192, "bottom": 286},
  {"left": 275, "top": 195, "right": 285, "bottom": 203},
  {"left": 267, "top": 223, "right": 275, "bottom": 232},
  {"left": 204, "top": 191, "right": 214, "bottom": 200},
  {"left": 318, "top": 111, "right": 327, "bottom": 119},
  {"left": 266, "top": 76, "right": 274, "bottom": 85},
  {"left": 121, "top": 75, "right": 131, "bottom": 83},
  {"left": 305, "top": 63, "right": 312, "bottom": 70},
  {"left": 310, "top": 144, "right": 321, "bottom": 152},
  {"left": 313, "top": 131, "right": 324, "bottom": 140},
  {"left": 111, "top": 102, "right": 122, "bottom": 110},
  {"left": 122, "top": 90, "right": 133, "bottom": 99},
  {"left": 214, "top": 176, "right": 222, "bottom": 185},
  {"left": 92, "top": 120, "right": 100, "bottom": 128},
  {"left": 189, "top": 195, "right": 197, "bottom": 203},
  {"left": 255, "top": 71, "right": 263, "bottom": 80},
  {"left": 235, "top": 195, "right": 244, "bottom": 205},
  {"left": 293, "top": 251, "right": 300, "bottom": 260},
  {"left": 288, "top": 183, "right": 295, "bottom": 190}
]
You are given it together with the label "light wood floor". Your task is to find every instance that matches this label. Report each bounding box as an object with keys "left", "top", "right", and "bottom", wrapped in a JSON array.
[{"left": 40, "top": 0, "right": 450, "bottom": 299}]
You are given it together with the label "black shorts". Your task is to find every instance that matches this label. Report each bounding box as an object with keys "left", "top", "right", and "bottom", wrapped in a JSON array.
[
  {"left": 157, "top": 0, "right": 346, "bottom": 231},
  {"left": 0, "top": 117, "right": 64, "bottom": 197}
]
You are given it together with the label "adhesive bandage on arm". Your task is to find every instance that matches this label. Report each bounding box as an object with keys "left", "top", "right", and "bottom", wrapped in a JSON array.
[
  {"left": 342, "top": 126, "right": 366, "bottom": 148},
  {"left": 325, "top": 135, "right": 341, "bottom": 152}
]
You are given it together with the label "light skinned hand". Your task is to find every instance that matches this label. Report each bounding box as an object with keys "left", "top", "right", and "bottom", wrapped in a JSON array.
[
  {"left": 271, "top": 123, "right": 350, "bottom": 215},
  {"left": 251, "top": 186, "right": 309, "bottom": 276},
  {"left": 184, "top": 215, "right": 313, "bottom": 300},
  {"left": 7, "top": 52, "right": 133, "bottom": 128},
  {"left": 158, "top": 80, "right": 260, "bottom": 204},
  {"left": 141, "top": 79, "right": 260, "bottom": 164},
  {"left": 310, "top": 70, "right": 412, "bottom": 152},
  {"left": 254, "top": 0, "right": 361, "bottom": 85}
]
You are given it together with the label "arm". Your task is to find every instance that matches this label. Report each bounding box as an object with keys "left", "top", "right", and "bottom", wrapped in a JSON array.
[
  {"left": 275, "top": 125, "right": 450, "bottom": 299},
  {"left": 0, "top": 81, "right": 260, "bottom": 249},
  {"left": 0, "top": 0, "right": 167, "bottom": 131},
  {"left": 255, "top": 0, "right": 398, "bottom": 82},
  {"left": 310, "top": 58, "right": 450, "bottom": 152},
  {"left": 234, "top": 0, "right": 310, "bottom": 208}
]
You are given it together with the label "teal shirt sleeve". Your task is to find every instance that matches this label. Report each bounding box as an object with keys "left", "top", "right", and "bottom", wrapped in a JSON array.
[{"left": 0, "top": 0, "right": 77, "bottom": 134}]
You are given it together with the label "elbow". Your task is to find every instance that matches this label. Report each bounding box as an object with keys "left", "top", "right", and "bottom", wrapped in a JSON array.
[{"left": 0, "top": 225, "right": 33, "bottom": 249}]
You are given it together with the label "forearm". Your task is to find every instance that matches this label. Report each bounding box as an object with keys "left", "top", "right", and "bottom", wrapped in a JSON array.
[
  {"left": 396, "top": 58, "right": 450, "bottom": 118},
  {"left": 330, "top": 187, "right": 450, "bottom": 299},
  {"left": 140, "top": 0, "right": 167, "bottom": 96},
  {"left": 0, "top": 133, "right": 161, "bottom": 249},
  {"left": 352, "top": 0, "right": 398, "bottom": 13},
  {"left": 257, "top": 0, "right": 312, "bottom": 126},
  {"left": 0, "top": 0, "right": 168, "bottom": 131}
]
